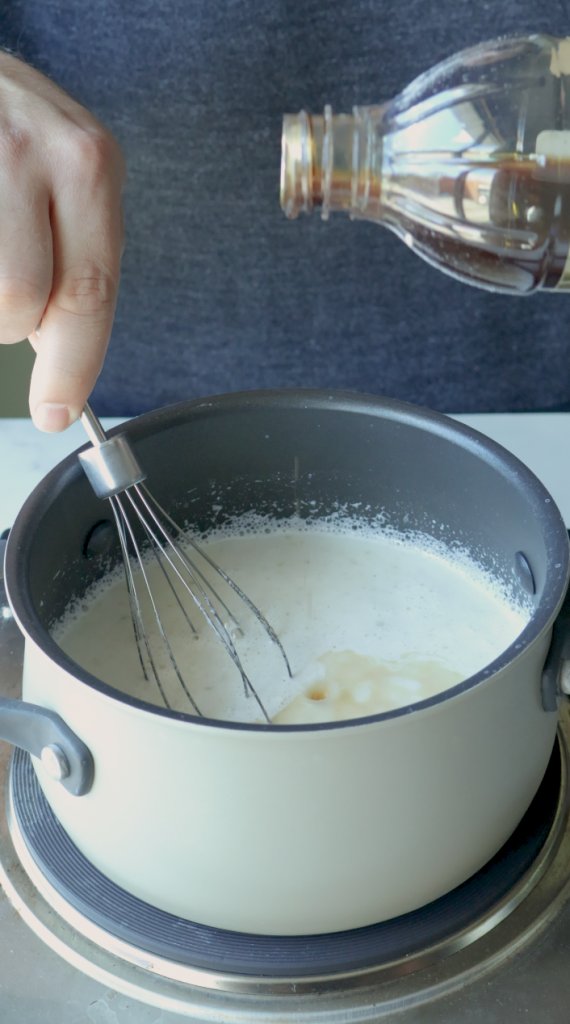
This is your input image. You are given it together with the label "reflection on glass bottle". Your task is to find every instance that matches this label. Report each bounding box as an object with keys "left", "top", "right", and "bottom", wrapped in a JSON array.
[{"left": 281, "top": 35, "right": 570, "bottom": 294}]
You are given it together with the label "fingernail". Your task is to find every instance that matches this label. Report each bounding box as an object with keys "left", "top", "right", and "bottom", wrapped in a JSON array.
[{"left": 34, "top": 403, "right": 70, "bottom": 432}]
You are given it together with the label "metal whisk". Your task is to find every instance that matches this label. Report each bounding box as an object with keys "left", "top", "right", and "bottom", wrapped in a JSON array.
[{"left": 78, "top": 403, "right": 291, "bottom": 722}]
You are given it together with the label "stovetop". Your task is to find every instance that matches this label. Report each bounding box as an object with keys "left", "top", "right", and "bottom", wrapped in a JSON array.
[
  {"left": 2, "top": 707, "right": 570, "bottom": 1024},
  {"left": 2, "top": 414, "right": 570, "bottom": 1023}
]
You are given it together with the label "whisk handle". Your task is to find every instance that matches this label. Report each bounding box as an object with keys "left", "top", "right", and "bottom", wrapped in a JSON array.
[
  {"left": 79, "top": 402, "right": 147, "bottom": 500},
  {"left": 81, "top": 401, "right": 108, "bottom": 446}
]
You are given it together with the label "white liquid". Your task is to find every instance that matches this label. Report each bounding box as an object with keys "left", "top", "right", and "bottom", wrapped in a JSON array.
[{"left": 54, "top": 524, "right": 530, "bottom": 725}]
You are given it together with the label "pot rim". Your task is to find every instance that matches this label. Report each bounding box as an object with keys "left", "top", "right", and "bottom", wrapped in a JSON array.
[{"left": 5, "top": 389, "right": 570, "bottom": 733}]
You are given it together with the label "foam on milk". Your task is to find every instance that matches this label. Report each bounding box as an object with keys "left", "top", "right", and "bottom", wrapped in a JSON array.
[{"left": 53, "top": 516, "right": 531, "bottom": 724}]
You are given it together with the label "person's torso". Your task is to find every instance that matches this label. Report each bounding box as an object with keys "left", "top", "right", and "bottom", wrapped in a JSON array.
[{"left": 2, "top": 0, "right": 570, "bottom": 414}]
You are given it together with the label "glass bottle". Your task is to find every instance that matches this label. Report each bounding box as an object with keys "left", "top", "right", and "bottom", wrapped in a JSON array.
[{"left": 280, "top": 35, "right": 570, "bottom": 294}]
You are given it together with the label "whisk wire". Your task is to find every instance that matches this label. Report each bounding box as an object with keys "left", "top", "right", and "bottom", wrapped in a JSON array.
[
  {"left": 129, "top": 489, "right": 253, "bottom": 696},
  {"left": 115, "top": 493, "right": 203, "bottom": 717},
  {"left": 110, "top": 496, "right": 171, "bottom": 709},
  {"left": 125, "top": 491, "right": 241, "bottom": 662},
  {"left": 139, "top": 484, "right": 293, "bottom": 678},
  {"left": 124, "top": 489, "right": 271, "bottom": 723},
  {"left": 110, "top": 499, "right": 149, "bottom": 680},
  {"left": 78, "top": 403, "right": 289, "bottom": 725},
  {"left": 136, "top": 486, "right": 242, "bottom": 632},
  {"left": 135, "top": 513, "right": 198, "bottom": 638}
]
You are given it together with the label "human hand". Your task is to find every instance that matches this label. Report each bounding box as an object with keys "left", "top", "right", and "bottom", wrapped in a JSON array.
[{"left": 0, "top": 52, "right": 125, "bottom": 431}]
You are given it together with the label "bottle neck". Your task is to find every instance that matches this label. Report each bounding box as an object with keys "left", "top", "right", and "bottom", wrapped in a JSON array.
[{"left": 280, "top": 106, "right": 382, "bottom": 220}]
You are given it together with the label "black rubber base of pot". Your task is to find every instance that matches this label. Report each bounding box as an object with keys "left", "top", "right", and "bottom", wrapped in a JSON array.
[{"left": 10, "top": 742, "right": 561, "bottom": 978}]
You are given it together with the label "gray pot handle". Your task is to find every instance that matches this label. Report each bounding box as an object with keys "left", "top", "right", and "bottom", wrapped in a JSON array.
[
  {"left": 0, "top": 536, "right": 94, "bottom": 796},
  {"left": 542, "top": 573, "right": 570, "bottom": 712},
  {"left": 0, "top": 696, "right": 94, "bottom": 796}
]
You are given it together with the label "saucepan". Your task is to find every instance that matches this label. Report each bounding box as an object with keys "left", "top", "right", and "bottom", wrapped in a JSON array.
[{"left": 2, "top": 390, "right": 570, "bottom": 935}]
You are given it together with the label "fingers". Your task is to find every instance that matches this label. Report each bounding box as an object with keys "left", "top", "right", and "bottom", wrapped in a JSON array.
[
  {"left": 0, "top": 52, "right": 126, "bottom": 432},
  {"left": 0, "top": 168, "right": 53, "bottom": 344},
  {"left": 29, "top": 128, "right": 125, "bottom": 431}
]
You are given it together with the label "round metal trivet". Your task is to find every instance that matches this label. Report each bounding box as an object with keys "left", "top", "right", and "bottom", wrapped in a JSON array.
[
  {"left": 6, "top": 735, "right": 566, "bottom": 985},
  {"left": 2, "top": 720, "right": 570, "bottom": 1021}
]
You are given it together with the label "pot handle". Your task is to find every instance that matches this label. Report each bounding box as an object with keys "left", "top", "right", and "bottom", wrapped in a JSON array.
[
  {"left": 0, "top": 536, "right": 94, "bottom": 796},
  {"left": 0, "top": 698, "right": 94, "bottom": 796},
  {"left": 542, "top": 573, "right": 570, "bottom": 712}
]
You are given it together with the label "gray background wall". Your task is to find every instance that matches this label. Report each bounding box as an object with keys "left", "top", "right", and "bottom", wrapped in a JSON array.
[{"left": 0, "top": 343, "right": 35, "bottom": 417}]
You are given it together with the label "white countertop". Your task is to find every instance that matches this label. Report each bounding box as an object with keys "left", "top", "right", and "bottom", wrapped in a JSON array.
[
  {"left": 1, "top": 412, "right": 569, "bottom": 529},
  {"left": 0, "top": 417, "right": 127, "bottom": 532}
]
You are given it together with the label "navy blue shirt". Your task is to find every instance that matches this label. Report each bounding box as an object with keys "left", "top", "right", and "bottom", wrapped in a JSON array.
[{"left": 2, "top": 1, "right": 570, "bottom": 414}]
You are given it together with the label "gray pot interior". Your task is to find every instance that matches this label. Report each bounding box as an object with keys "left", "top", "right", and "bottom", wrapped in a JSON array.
[{"left": 5, "top": 390, "right": 569, "bottom": 723}]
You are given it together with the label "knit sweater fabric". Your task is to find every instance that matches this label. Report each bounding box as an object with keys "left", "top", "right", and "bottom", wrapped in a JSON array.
[{"left": 2, "top": 1, "right": 570, "bottom": 414}]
